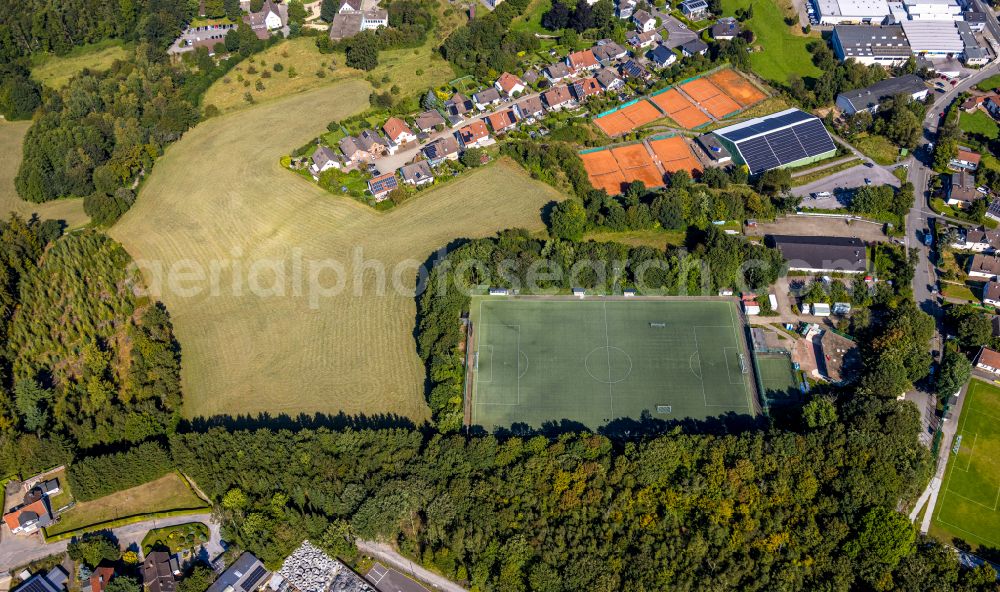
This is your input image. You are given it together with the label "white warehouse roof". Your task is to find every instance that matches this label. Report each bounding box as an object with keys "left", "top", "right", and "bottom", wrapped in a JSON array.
[
  {"left": 901, "top": 20, "right": 964, "bottom": 53},
  {"left": 816, "top": 0, "right": 891, "bottom": 19}
]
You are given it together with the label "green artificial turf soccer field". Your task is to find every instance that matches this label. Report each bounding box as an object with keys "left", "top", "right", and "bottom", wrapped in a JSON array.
[
  {"left": 756, "top": 353, "right": 801, "bottom": 406},
  {"left": 934, "top": 379, "right": 1000, "bottom": 549},
  {"left": 469, "top": 298, "right": 756, "bottom": 430}
]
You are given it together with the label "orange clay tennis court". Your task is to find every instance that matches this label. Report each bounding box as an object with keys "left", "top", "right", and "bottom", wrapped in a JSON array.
[
  {"left": 708, "top": 69, "right": 767, "bottom": 107},
  {"left": 581, "top": 144, "right": 665, "bottom": 194},
  {"left": 680, "top": 78, "right": 723, "bottom": 103},
  {"left": 612, "top": 144, "right": 662, "bottom": 187},
  {"left": 648, "top": 137, "right": 702, "bottom": 176},
  {"left": 594, "top": 100, "right": 664, "bottom": 136},
  {"left": 649, "top": 90, "right": 712, "bottom": 129},
  {"left": 701, "top": 94, "right": 742, "bottom": 118}
]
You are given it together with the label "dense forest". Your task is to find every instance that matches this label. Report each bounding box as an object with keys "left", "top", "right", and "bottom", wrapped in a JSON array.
[
  {"left": 0, "top": 0, "right": 190, "bottom": 61},
  {"left": 0, "top": 228, "right": 181, "bottom": 466},
  {"left": 167, "top": 399, "right": 999, "bottom": 590},
  {"left": 14, "top": 50, "right": 200, "bottom": 223}
]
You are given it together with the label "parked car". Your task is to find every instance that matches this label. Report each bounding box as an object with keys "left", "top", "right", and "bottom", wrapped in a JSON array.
[
  {"left": 864, "top": 162, "right": 874, "bottom": 168},
  {"left": 864, "top": 178, "right": 872, "bottom": 185}
]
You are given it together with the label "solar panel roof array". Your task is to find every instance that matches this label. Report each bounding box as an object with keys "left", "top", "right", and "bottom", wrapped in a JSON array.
[{"left": 715, "top": 109, "right": 835, "bottom": 174}]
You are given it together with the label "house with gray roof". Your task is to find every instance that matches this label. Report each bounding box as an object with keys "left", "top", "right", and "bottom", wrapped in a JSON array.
[
  {"left": 414, "top": 110, "right": 446, "bottom": 132},
  {"left": 399, "top": 161, "right": 435, "bottom": 186},
  {"left": 835, "top": 75, "right": 928, "bottom": 115},
  {"left": 206, "top": 553, "right": 270, "bottom": 592},
  {"left": 422, "top": 135, "right": 461, "bottom": 164}
]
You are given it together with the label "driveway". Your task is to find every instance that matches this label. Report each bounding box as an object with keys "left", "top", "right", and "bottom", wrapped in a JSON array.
[
  {"left": 0, "top": 513, "right": 222, "bottom": 572},
  {"left": 791, "top": 164, "right": 901, "bottom": 201}
]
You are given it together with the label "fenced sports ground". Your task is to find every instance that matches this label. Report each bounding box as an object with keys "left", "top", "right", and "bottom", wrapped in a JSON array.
[
  {"left": 934, "top": 379, "right": 1000, "bottom": 549},
  {"left": 754, "top": 351, "right": 800, "bottom": 408},
  {"left": 591, "top": 67, "right": 770, "bottom": 136},
  {"left": 469, "top": 297, "right": 757, "bottom": 430},
  {"left": 579, "top": 135, "right": 701, "bottom": 195}
]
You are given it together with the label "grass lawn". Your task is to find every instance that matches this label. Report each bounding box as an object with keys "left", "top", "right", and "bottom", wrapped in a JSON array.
[
  {"left": 720, "top": 0, "right": 819, "bottom": 85},
  {"left": 976, "top": 74, "right": 1000, "bottom": 92},
  {"left": 110, "top": 80, "right": 567, "bottom": 421},
  {"left": 30, "top": 40, "right": 129, "bottom": 89},
  {"left": 203, "top": 37, "right": 456, "bottom": 114},
  {"left": 960, "top": 110, "right": 1000, "bottom": 139},
  {"left": 47, "top": 473, "right": 208, "bottom": 536},
  {"left": 141, "top": 522, "right": 210, "bottom": 554},
  {"left": 0, "top": 121, "right": 88, "bottom": 228},
  {"left": 852, "top": 134, "right": 900, "bottom": 165},
  {"left": 933, "top": 379, "right": 1000, "bottom": 549},
  {"left": 583, "top": 228, "right": 687, "bottom": 248},
  {"left": 941, "top": 281, "right": 979, "bottom": 302},
  {"left": 511, "top": 0, "right": 552, "bottom": 35},
  {"left": 46, "top": 468, "right": 73, "bottom": 511}
]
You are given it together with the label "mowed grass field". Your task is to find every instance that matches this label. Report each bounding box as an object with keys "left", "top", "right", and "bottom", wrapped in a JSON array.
[
  {"left": 111, "top": 79, "right": 565, "bottom": 422},
  {"left": 31, "top": 40, "right": 130, "bottom": 88},
  {"left": 470, "top": 298, "right": 756, "bottom": 430},
  {"left": 46, "top": 473, "right": 208, "bottom": 536},
  {"left": 933, "top": 379, "right": 1000, "bottom": 549},
  {"left": 203, "top": 37, "right": 455, "bottom": 113},
  {"left": 720, "top": 0, "right": 819, "bottom": 85},
  {"left": 960, "top": 110, "right": 1000, "bottom": 139},
  {"left": 0, "top": 121, "right": 89, "bottom": 227}
]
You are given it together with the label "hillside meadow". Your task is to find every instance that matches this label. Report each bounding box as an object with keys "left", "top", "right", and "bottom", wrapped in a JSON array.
[
  {"left": 111, "top": 79, "right": 565, "bottom": 422},
  {"left": 0, "top": 121, "right": 88, "bottom": 228}
]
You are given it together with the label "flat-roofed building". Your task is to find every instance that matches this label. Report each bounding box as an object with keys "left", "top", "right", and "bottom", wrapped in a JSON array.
[
  {"left": 901, "top": 20, "right": 964, "bottom": 56},
  {"left": 815, "top": 0, "right": 891, "bottom": 24},
  {"left": 903, "top": 0, "right": 961, "bottom": 20},
  {"left": 831, "top": 24, "right": 911, "bottom": 66}
]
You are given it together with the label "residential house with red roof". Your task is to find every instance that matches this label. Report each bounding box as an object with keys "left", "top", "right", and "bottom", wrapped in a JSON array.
[
  {"left": 486, "top": 109, "right": 519, "bottom": 134},
  {"left": 382, "top": 117, "right": 416, "bottom": 147},
  {"left": 542, "top": 85, "right": 574, "bottom": 111},
  {"left": 570, "top": 77, "right": 602, "bottom": 101},
  {"left": 494, "top": 72, "right": 526, "bottom": 97},
  {"left": 367, "top": 172, "right": 399, "bottom": 201},
  {"left": 566, "top": 49, "right": 599, "bottom": 74},
  {"left": 457, "top": 120, "right": 492, "bottom": 148},
  {"left": 3, "top": 489, "right": 53, "bottom": 535}
]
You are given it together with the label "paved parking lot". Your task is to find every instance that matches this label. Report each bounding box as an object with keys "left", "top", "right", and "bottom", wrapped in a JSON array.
[
  {"left": 366, "top": 563, "right": 431, "bottom": 592},
  {"left": 791, "top": 164, "right": 901, "bottom": 203}
]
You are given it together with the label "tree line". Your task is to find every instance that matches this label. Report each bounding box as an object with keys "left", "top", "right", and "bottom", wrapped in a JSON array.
[
  {"left": 67, "top": 441, "right": 174, "bottom": 501},
  {"left": 163, "top": 403, "right": 999, "bottom": 590}
]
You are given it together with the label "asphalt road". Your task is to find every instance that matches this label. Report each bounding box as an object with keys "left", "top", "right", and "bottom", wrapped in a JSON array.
[
  {"left": 0, "top": 513, "right": 222, "bottom": 572},
  {"left": 357, "top": 541, "right": 467, "bottom": 592}
]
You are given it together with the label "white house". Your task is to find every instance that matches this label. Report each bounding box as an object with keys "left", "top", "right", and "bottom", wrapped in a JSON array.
[
  {"left": 969, "top": 253, "right": 1000, "bottom": 280},
  {"left": 633, "top": 10, "right": 656, "bottom": 32},
  {"left": 984, "top": 281, "right": 1000, "bottom": 307},
  {"left": 975, "top": 346, "right": 1000, "bottom": 374},
  {"left": 494, "top": 72, "right": 526, "bottom": 97},
  {"left": 952, "top": 228, "right": 1000, "bottom": 252},
  {"left": 361, "top": 8, "right": 388, "bottom": 30},
  {"left": 382, "top": 117, "right": 416, "bottom": 146},
  {"left": 309, "top": 146, "right": 342, "bottom": 176},
  {"left": 742, "top": 296, "right": 760, "bottom": 315}
]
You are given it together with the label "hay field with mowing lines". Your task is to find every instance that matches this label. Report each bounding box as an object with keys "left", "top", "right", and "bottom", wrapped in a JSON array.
[
  {"left": 470, "top": 298, "right": 755, "bottom": 430},
  {"left": 111, "top": 80, "right": 565, "bottom": 421},
  {"left": 933, "top": 379, "right": 1000, "bottom": 549},
  {"left": 0, "top": 121, "right": 88, "bottom": 228}
]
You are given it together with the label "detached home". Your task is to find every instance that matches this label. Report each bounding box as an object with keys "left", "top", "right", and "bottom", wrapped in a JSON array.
[
  {"left": 414, "top": 110, "right": 446, "bottom": 132},
  {"left": 570, "top": 77, "right": 602, "bottom": 101},
  {"left": 382, "top": 117, "right": 416, "bottom": 146},
  {"left": 310, "top": 146, "right": 342, "bottom": 175},
  {"left": 627, "top": 29, "right": 660, "bottom": 49},
  {"left": 457, "top": 120, "right": 492, "bottom": 148},
  {"left": 422, "top": 135, "right": 460, "bottom": 164},
  {"left": 367, "top": 172, "right": 399, "bottom": 201},
  {"left": 711, "top": 17, "right": 741, "bottom": 40},
  {"left": 953, "top": 228, "right": 1000, "bottom": 252},
  {"left": 2, "top": 489, "right": 53, "bottom": 535},
  {"left": 542, "top": 85, "right": 574, "bottom": 111},
  {"left": 650, "top": 45, "right": 677, "bottom": 67},
  {"left": 949, "top": 147, "right": 981, "bottom": 172},
  {"left": 593, "top": 41, "right": 628, "bottom": 63},
  {"left": 596, "top": 67, "right": 625, "bottom": 91},
  {"left": 975, "top": 346, "right": 1000, "bottom": 374},
  {"left": 473, "top": 88, "right": 502, "bottom": 110},
  {"left": 486, "top": 109, "right": 519, "bottom": 134},
  {"left": 339, "top": 130, "right": 390, "bottom": 164},
  {"left": 984, "top": 281, "right": 1000, "bottom": 307},
  {"left": 445, "top": 93, "right": 474, "bottom": 117},
  {"left": 969, "top": 253, "right": 1000, "bottom": 280},
  {"left": 515, "top": 95, "right": 546, "bottom": 121},
  {"left": 399, "top": 161, "right": 435, "bottom": 186},
  {"left": 680, "top": 39, "right": 709, "bottom": 57},
  {"left": 566, "top": 49, "right": 600, "bottom": 73},
  {"left": 680, "top": 0, "right": 709, "bottom": 19},
  {"left": 948, "top": 170, "right": 980, "bottom": 208},
  {"left": 544, "top": 62, "right": 572, "bottom": 83},
  {"left": 495, "top": 72, "right": 526, "bottom": 97},
  {"left": 633, "top": 10, "right": 656, "bottom": 32}
]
